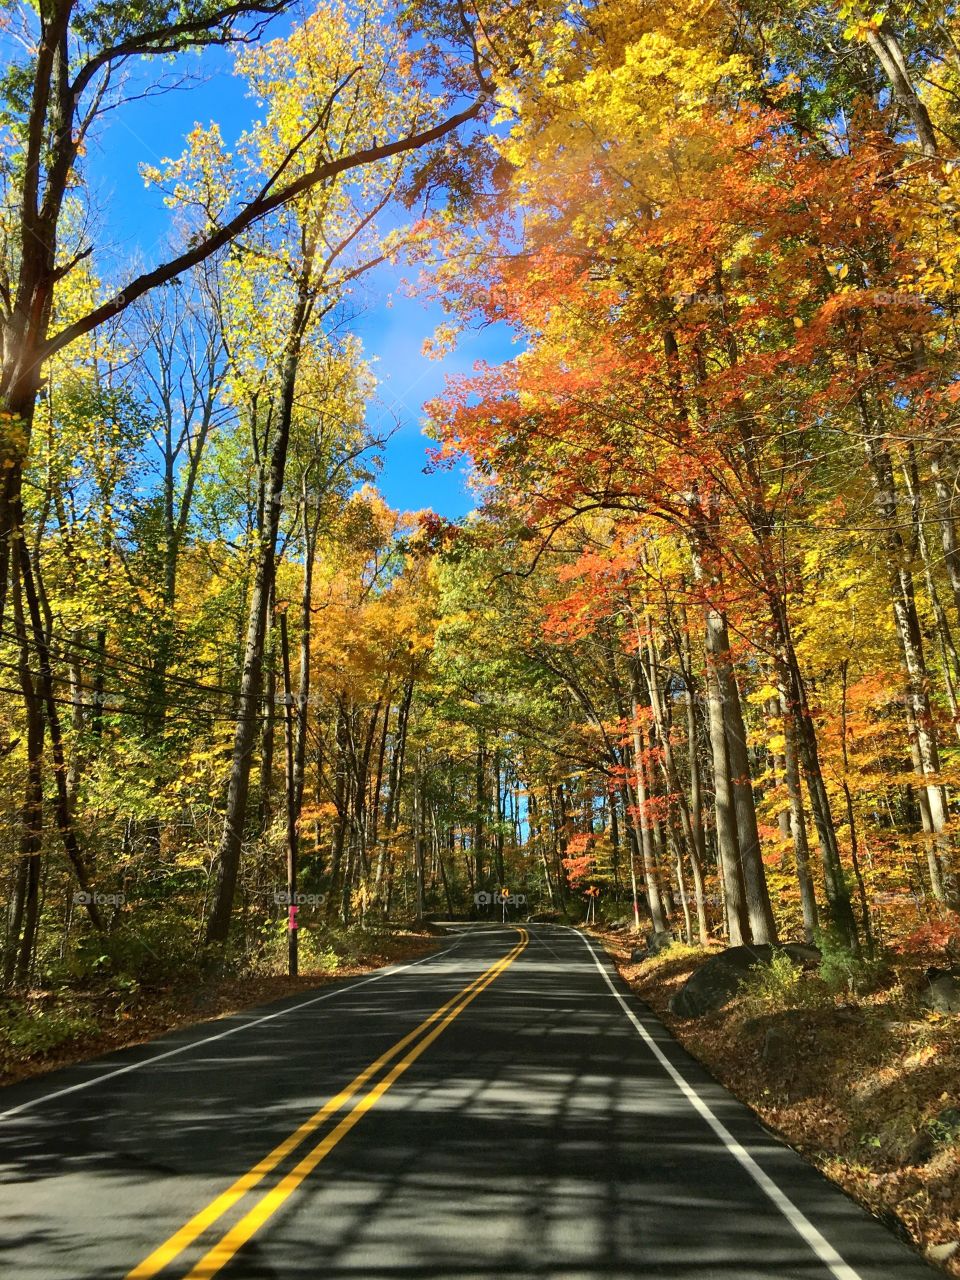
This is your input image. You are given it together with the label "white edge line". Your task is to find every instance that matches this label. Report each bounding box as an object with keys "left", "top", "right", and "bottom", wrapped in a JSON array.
[
  {"left": 568, "top": 927, "right": 864, "bottom": 1280},
  {"left": 0, "top": 936, "right": 466, "bottom": 1123}
]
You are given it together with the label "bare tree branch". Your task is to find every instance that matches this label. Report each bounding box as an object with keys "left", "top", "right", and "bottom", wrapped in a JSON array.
[{"left": 44, "top": 97, "right": 484, "bottom": 361}]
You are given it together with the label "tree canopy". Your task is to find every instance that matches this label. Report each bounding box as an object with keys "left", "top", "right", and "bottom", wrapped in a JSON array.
[{"left": 2, "top": 0, "right": 960, "bottom": 994}]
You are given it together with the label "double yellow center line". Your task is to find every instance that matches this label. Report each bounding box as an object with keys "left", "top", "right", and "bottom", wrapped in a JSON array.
[{"left": 127, "top": 928, "right": 528, "bottom": 1280}]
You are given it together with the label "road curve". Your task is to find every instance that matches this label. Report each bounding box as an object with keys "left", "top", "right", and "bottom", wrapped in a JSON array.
[{"left": 0, "top": 924, "right": 937, "bottom": 1279}]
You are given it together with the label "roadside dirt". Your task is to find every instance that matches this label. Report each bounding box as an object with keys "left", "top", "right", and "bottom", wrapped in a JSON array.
[
  {"left": 0, "top": 929, "right": 440, "bottom": 1088},
  {"left": 593, "top": 927, "right": 960, "bottom": 1274}
]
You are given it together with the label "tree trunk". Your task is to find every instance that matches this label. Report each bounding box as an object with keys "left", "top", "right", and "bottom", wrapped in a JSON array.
[
  {"left": 493, "top": 751, "right": 506, "bottom": 886},
  {"left": 860, "top": 414, "right": 955, "bottom": 907},
  {"left": 205, "top": 261, "right": 314, "bottom": 944},
  {"left": 260, "top": 610, "right": 276, "bottom": 832},
  {"left": 864, "top": 23, "right": 939, "bottom": 156},
  {"left": 707, "top": 611, "right": 777, "bottom": 944},
  {"left": 779, "top": 685, "right": 818, "bottom": 942},
  {"left": 628, "top": 663, "right": 669, "bottom": 933},
  {"left": 930, "top": 446, "right": 960, "bottom": 627},
  {"left": 9, "top": 564, "right": 44, "bottom": 986},
  {"left": 702, "top": 613, "right": 748, "bottom": 945},
  {"left": 413, "top": 752, "right": 426, "bottom": 919},
  {"left": 17, "top": 541, "right": 103, "bottom": 930},
  {"left": 643, "top": 622, "right": 708, "bottom": 940}
]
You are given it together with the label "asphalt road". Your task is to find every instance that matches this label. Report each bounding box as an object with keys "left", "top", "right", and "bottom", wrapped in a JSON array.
[{"left": 0, "top": 924, "right": 938, "bottom": 1280}]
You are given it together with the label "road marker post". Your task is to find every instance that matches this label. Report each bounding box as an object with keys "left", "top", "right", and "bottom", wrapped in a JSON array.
[
  {"left": 473, "top": 889, "right": 527, "bottom": 921},
  {"left": 584, "top": 885, "right": 599, "bottom": 925}
]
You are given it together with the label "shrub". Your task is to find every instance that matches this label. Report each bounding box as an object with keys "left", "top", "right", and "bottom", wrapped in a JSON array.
[
  {"left": 899, "top": 911, "right": 960, "bottom": 962},
  {"left": 927, "top": 1109, "right": 960, "bottom": 1147},
  {"left": 739, "top": 948, "right": 816, "bottom": 1016},
  {"left": 298, "top": 928, "right": 340, "bottom": 973},
  {"left": 0, "top": 1004, "right": 98, "bottom": 1058},
  {"left": 816, "top": 927, "right": 890, "bottom": 996},
  {"left": 65, "top": 916, "right": 204, "bottom": 988},
  {"left": 637, "top": 940, "right": 708, "bottom": 977},
  {"left": 252, "top": 918, "right": 380, "bottom": 974}
]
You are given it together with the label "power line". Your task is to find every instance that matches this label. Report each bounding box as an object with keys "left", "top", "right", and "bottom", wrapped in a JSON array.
[
  {"left": 0, "top": 625, "right": 245, "bottom": 700},
  {"left": 0, "top": 663, "right": 266, "bottom": 726}
]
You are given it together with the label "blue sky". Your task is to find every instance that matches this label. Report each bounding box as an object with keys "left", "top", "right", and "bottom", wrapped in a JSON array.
[{"left": 84, "top": 36, "right": 515, "bottom": 519}]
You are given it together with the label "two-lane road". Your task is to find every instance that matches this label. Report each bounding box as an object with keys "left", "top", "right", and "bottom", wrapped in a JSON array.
[{"left": 0, "top": 925, "right": 936, "bottom": 1279}]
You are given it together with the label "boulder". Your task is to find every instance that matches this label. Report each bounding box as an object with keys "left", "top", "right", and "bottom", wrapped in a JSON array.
[
  {"left": 645, "top": 929, "right": 675, "bottom": 956},
  {"left": 607, "top": 917, "right": 633, "bottom": 932},
  {"left": 920, "top": 967, "right": 960, "bottom": 1015},
  {"left": 668, "top": 942, "right": 821, "bottom": 1019},
  {"left": 905, "top": 1129, "right": 936, "bottom": 1166},
  {"left": 628, "top": 929, "right": 675, "bottom": 963},
  {"left": 408, "top": 917, "right": 448, "bottom": 935}
]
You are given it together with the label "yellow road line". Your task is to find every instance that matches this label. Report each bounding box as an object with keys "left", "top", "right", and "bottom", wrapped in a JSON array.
[
  {"left": 183, "top": 929, "right": 528, "bottom": 1280},
  {"left": 126, "top": 930, "right": 526, "bottom": 1280}
]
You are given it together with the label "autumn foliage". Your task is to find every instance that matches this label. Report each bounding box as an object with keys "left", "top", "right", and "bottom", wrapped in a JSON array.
[{"left": 2, "top": 0, "right": 960, "bottom": 998}]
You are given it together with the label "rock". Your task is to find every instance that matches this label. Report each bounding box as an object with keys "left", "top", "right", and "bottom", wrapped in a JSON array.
[
  {"left": 627, "top": 929, "right": 675, "bottom": 964},
  {"left": 920, "top": 967, "right": 960, "bottom": 1014},
  {"left": 667, "top": 942, "right": 821, "bottom": 1019},
  {"left": 876, "top": 1207, "right": 914, "bottom": 1245},
  {"left": 761, "top": 1025, "right": 793, "bottom": 1066},
  {"left": 906, "top": 1106, "right": 960, "bottom": 1165},
  {"left": 926, "top": 1241, "right": 960, "bottom": 1265},
  {"left": 833, "top": 1005, "right": 864, "bottom": 1024},
  {"left": 906, "top": 1129, "right": 936, "bottom": 1165},
  {"left": 779, "top": 942, "right": 823, "bottom": 969}
]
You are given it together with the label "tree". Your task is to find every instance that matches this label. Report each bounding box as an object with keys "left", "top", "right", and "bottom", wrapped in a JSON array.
[{"left": 0, "top": 0, "right": 488, "bottom": 626}]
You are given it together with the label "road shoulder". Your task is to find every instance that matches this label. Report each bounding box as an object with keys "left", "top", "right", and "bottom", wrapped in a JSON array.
[
  {"left": 0, "top": 928, "right": 441, "bottom": 1090},
  {"left": 591, "top": 926, "right": 960, "bottom": 1275}
]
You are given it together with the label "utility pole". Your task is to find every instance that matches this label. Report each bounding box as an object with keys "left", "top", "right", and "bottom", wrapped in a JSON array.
[{"left": 280, "top": 612, "right": 298, "bottom": 977}]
